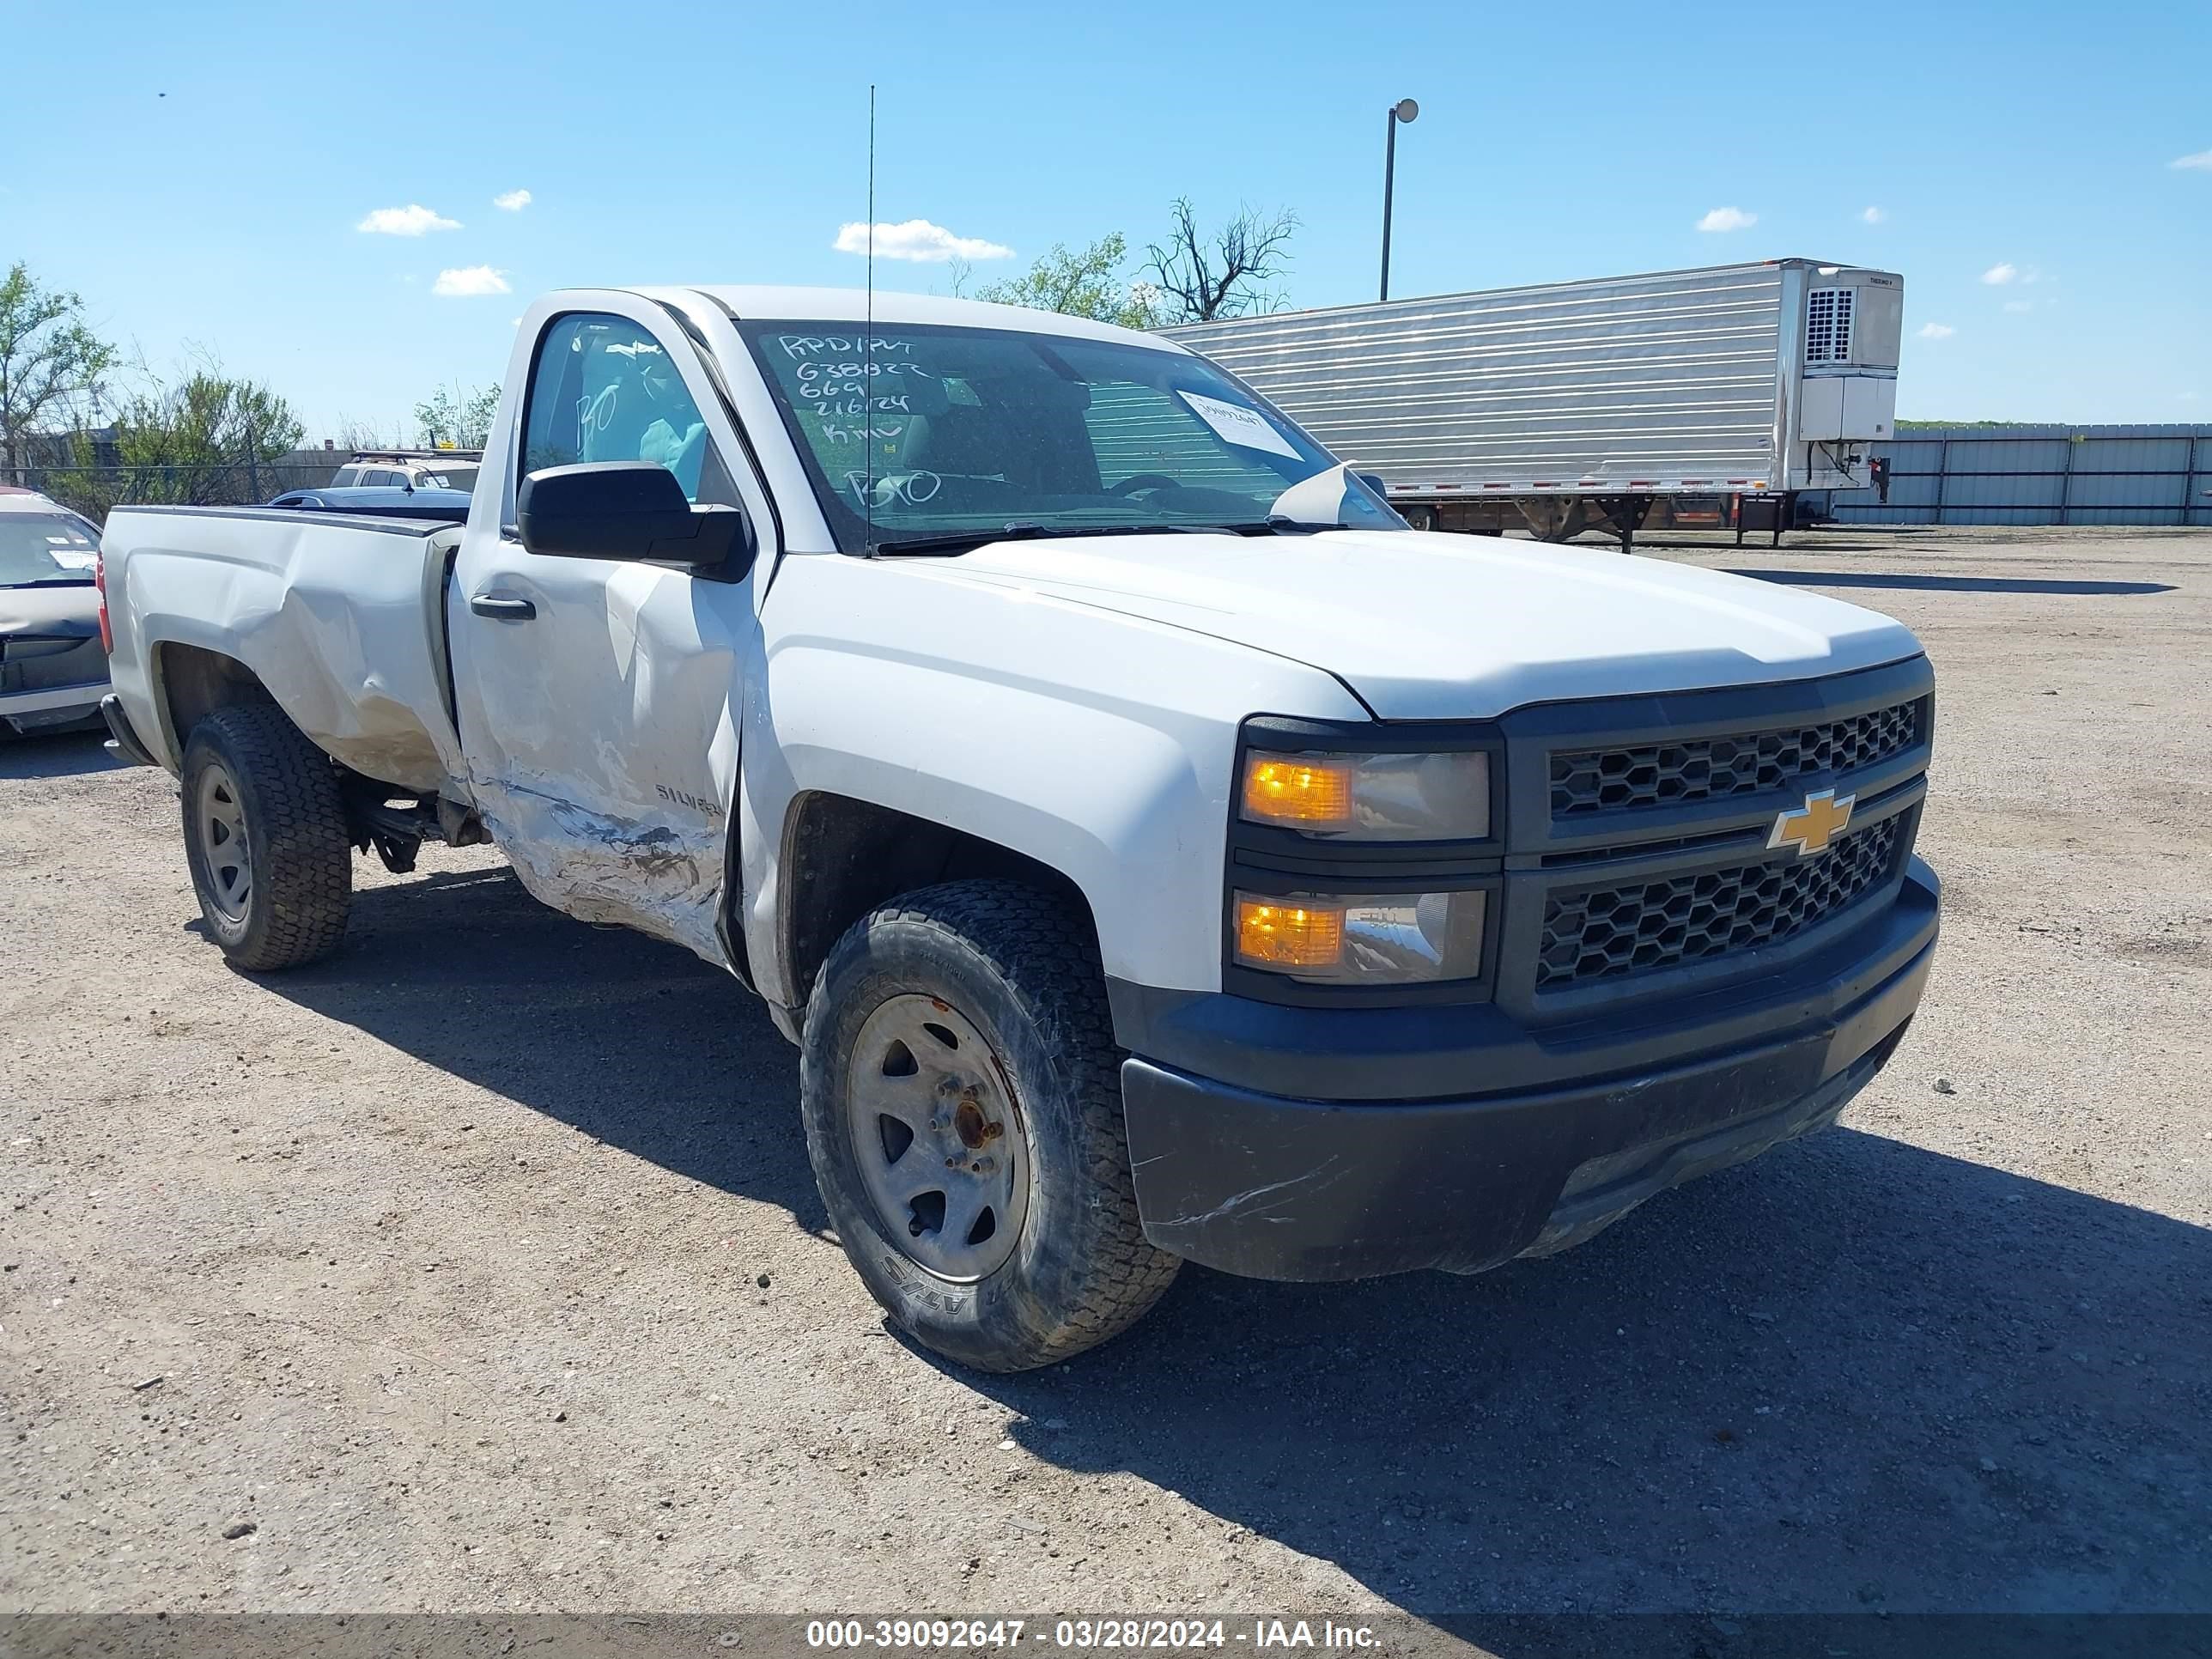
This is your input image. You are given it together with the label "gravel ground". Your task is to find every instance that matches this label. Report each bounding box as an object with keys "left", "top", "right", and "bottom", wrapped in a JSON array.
[{"left": 3, "top": 526, "right": 2207, "bottom": 1626}]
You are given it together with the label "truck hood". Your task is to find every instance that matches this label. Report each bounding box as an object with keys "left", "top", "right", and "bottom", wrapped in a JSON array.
[{"left": 945, "top": 529, "right": 1921, "bottom": 719}]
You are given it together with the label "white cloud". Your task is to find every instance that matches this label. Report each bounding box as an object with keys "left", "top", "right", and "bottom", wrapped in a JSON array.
[
  {"left": 1917, "top": 323, "right": 1955, "bottom": 340},
  {"left": 358, "top": 204, "right": 460, "bottom": 236},
  {"left": 1980, "top": 262, "right": 2018, "bottom": 285},
  {"left": 2170, "top": 150, "right": 2212, "bottom": 171},
  {"left": 1861, "top": 205, "right": 1886, "bottom": 224},
  {"left": 2002, "top": 300, "right": 2033, "bottom": 313},
  {"left": 493, "top": 189, "right": 532, "bottom": 211},
  {"left": 432, "top": 265, "right": 512, "bottom": 297},
  {"left": 831, "top": 219, "right": 1014, "bottom": 263},
  {"left": 1696, "top": 206, "right": 1757, "bottom": 233}
]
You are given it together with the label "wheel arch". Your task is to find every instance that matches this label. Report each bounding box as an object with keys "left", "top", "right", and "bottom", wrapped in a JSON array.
[
  {"left": 153, "top": 641, "right": 277, "bottom": 764},
  {"left": 772, "top": 790, "right": 1100, "bottom": 1031}
]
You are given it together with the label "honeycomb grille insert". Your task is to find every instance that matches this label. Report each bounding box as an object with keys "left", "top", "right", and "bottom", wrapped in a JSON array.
[
  {"left": 1536, "top": 815, "right": 1905, "bottom": 990},
  {"left": 1549, "top": 698, "right": 1923, "bottom": 819}
]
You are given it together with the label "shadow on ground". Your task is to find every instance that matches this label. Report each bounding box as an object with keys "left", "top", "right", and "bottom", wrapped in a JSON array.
[
  {"left": 1725, "top": 569, "right": 2177, "bottom": 597},
  {"left": 257, "top": 864, "right": 824, "bottom": 1235},
  {"left": 0, "top": 728, "right": 120, "bottom": 781},
  {"left": 265, "top": 865, "right": 2212, "bottom": 1624}
]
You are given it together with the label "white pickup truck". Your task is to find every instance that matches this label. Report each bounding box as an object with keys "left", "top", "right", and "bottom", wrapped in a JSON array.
[{"left": 96, "top": 286, "right": 1940, "bottom": 1371}]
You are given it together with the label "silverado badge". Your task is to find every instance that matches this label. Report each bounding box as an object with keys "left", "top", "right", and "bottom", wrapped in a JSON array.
[{"left": 1769, "top": 789, "right": 1855, "bottom": 856}]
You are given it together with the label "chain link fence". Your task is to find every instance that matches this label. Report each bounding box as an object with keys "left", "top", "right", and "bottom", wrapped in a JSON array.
[{"left": 7, "top": 460, "right": 346, "bottom": 524}]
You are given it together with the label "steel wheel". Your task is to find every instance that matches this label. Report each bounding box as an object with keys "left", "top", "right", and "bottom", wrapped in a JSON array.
[
  {"left": 194, "top": 760, "right": 252, "bottom": 925},
  {"left": 845, "top": 994, "right": 1032, "bottom": 1283}
]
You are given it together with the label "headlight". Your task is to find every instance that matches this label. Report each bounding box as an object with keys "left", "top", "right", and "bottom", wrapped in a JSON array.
[
  {"left": 1239, "top": 749, "right": 1491, "bottom": 841},
  {"left": 1233, "top": 890, "right": 1486, "bottom": 985}
]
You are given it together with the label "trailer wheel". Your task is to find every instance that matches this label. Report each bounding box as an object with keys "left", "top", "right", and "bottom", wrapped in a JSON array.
[
  {"left": 799, "top": 879, "right": 1181, "bottom": 1372},
  {"left": 180, "top": 704, "right": 353, "bottom": 970}
]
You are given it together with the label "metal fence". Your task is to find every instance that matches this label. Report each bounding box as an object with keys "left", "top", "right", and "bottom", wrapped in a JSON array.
[
  {"left": 1812, "top": 424, "right": 2212, "bottom": 526},
  {"left": 8, "top": 462, "right": 343, "bottom": 523}
]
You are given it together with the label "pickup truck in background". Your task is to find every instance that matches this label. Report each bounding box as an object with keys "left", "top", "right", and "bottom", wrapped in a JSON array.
[{"left": 95, "top": 286, "right": 1941, "bottom": 1371}]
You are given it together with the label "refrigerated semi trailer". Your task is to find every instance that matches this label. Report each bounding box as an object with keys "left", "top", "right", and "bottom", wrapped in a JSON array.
[{"left": 1163, "top": 259, "right": 1904, "bottom": 550}]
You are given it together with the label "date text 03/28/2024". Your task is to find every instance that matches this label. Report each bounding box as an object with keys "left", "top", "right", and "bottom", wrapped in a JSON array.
[{"left": 805, "top": 1620, "right": 1383, "bottom": 1650}]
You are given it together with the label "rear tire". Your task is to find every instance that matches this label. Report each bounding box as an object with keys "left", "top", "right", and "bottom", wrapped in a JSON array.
[
  {"left": 799, "top": 880, "right": 1180, "bottom": 1372},
  {"left": 180, "top": 704, "right": 353, "bottom": 970}
]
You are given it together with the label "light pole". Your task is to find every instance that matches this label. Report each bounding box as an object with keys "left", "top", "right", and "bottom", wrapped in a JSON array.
[{"left": 1380, "top": 97, "right": 1419, "bottom": 302}]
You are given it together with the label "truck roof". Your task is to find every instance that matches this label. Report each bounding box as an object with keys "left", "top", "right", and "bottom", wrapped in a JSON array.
[{"left": 624, "top": 285, "right": 1188, "bottom": 352}]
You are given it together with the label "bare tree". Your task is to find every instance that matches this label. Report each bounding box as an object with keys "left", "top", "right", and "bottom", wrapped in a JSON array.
[
  {"left": 1141, "top": 200, "right": 1300, "bottom": 325},
  {"left": 331, "top": 417, "right": 410, "bottom": 452},
  {"left": 0, "top": 263, "right": 118, "bottom": 482}
]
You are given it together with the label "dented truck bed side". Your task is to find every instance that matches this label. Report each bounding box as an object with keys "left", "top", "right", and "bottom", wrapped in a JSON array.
[{"left": 100, "top": 506, "right": 467, "bottom": 795}]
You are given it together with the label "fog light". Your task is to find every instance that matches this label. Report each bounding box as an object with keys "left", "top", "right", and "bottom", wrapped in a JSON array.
[
  {"left": 1232, "top": 890, "right": 1486, "bottom": 985},
  {"left": 1234, "top": 897, "right": 1346, "bottom": 971}
]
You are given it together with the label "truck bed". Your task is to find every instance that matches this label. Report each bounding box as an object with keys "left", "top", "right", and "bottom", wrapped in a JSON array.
[{"left": 100, "top": 506, "right": 467, "bottom": 793}]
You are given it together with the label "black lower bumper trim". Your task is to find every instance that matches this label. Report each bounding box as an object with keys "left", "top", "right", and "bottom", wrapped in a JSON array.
[
  {"left": 1121, "top": 934, "right": 1934, "bottom": 1282},
  {"left": 100, "top": 694, "right": 160, "bottom": 768}
]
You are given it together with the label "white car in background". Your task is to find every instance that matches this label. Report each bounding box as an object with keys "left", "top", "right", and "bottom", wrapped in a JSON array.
[
  {"left": 327, "top": 451, "right": 481, "bottom": 493},
  {"left": 0, "top": 487, "right": 108, "bottom": 736}
]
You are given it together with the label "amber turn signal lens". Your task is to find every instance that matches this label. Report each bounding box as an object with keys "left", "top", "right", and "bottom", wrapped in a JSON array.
[
  {"left": 1234, "top": 896, "right": 1346, "bottom": 971},
  {"left": 1241, "top": 754, "right": 1354, "bottom": 829}
]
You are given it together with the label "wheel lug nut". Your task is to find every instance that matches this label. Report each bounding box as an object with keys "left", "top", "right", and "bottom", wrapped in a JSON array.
[{"left": 972, "top": 1156, "right": 995, "bottom": 1175}]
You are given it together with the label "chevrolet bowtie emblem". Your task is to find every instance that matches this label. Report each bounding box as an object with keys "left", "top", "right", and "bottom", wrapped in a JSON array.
[{"left": 1769, "top": 788, "right": 1855, "bottom": 857}]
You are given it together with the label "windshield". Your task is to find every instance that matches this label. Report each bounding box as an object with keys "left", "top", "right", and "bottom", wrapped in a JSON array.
[
  {"left": 0, "top": 512, "right": 100, "bottom": 586},
  {"left": 737, "top": 319, "right": 1399, "bottom": 551},
  {"left": 422, "top": 465, "right": 478, "bottom": 492}
]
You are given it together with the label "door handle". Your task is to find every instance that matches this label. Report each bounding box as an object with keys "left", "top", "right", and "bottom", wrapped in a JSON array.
[{"left": 470, "top": 592, "right": 537, "bottom": 621}]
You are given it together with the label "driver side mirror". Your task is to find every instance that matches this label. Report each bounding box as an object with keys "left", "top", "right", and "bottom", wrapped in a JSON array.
[{"left": 517, "top": 462, "right": 754, "bottom": 572}]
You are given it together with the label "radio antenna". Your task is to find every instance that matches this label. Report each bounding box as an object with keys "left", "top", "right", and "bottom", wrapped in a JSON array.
[{"left": 862, "top": 83, "right": 878, "bottom": 557}]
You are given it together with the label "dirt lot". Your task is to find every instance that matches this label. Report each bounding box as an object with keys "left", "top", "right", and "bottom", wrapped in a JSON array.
[{"left": 3, "top": 526, "right": 2208, "bottom": 1626}]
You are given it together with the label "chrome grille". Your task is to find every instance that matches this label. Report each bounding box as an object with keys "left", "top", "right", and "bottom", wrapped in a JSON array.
[
  {"left": 1536, "top": 815, "right": 1905, "bottom": 990},
  {"left": 1549, "top": 696, "right": 1924, "bottom": 819}
]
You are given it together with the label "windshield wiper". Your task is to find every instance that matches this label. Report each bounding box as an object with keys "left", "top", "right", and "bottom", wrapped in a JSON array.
[
  {"left": 871, "top": 523, "right": 1211, "bottom": 557},
  {"left": 5, "top": 575, "right": 97, "bottom": 587}
]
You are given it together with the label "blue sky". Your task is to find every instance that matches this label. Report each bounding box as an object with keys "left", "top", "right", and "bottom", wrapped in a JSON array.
[{"left": 7, "top": 0, "right": 2207, "bottom": 437}]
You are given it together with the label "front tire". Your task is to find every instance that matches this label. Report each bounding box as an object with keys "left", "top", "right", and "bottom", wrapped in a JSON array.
[
  {"left": 799, "top": 880, "right": 1180, "bottom": 1371},
  {"left": 180, "top": 704, "right": 353, "bottom": 970}
]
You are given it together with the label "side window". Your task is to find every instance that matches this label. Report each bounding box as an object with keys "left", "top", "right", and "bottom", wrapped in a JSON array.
[
  {"left": 332, "top": 466, "right": 362, "bottom": 486},
  {"left": 520, "top": 312, "right": 735, "bottom": 505}
]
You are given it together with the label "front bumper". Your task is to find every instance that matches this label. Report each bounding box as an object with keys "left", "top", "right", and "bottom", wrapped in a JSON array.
[{"left": 1119, "top": 862, "right": 1937, "bottom": 1282}]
